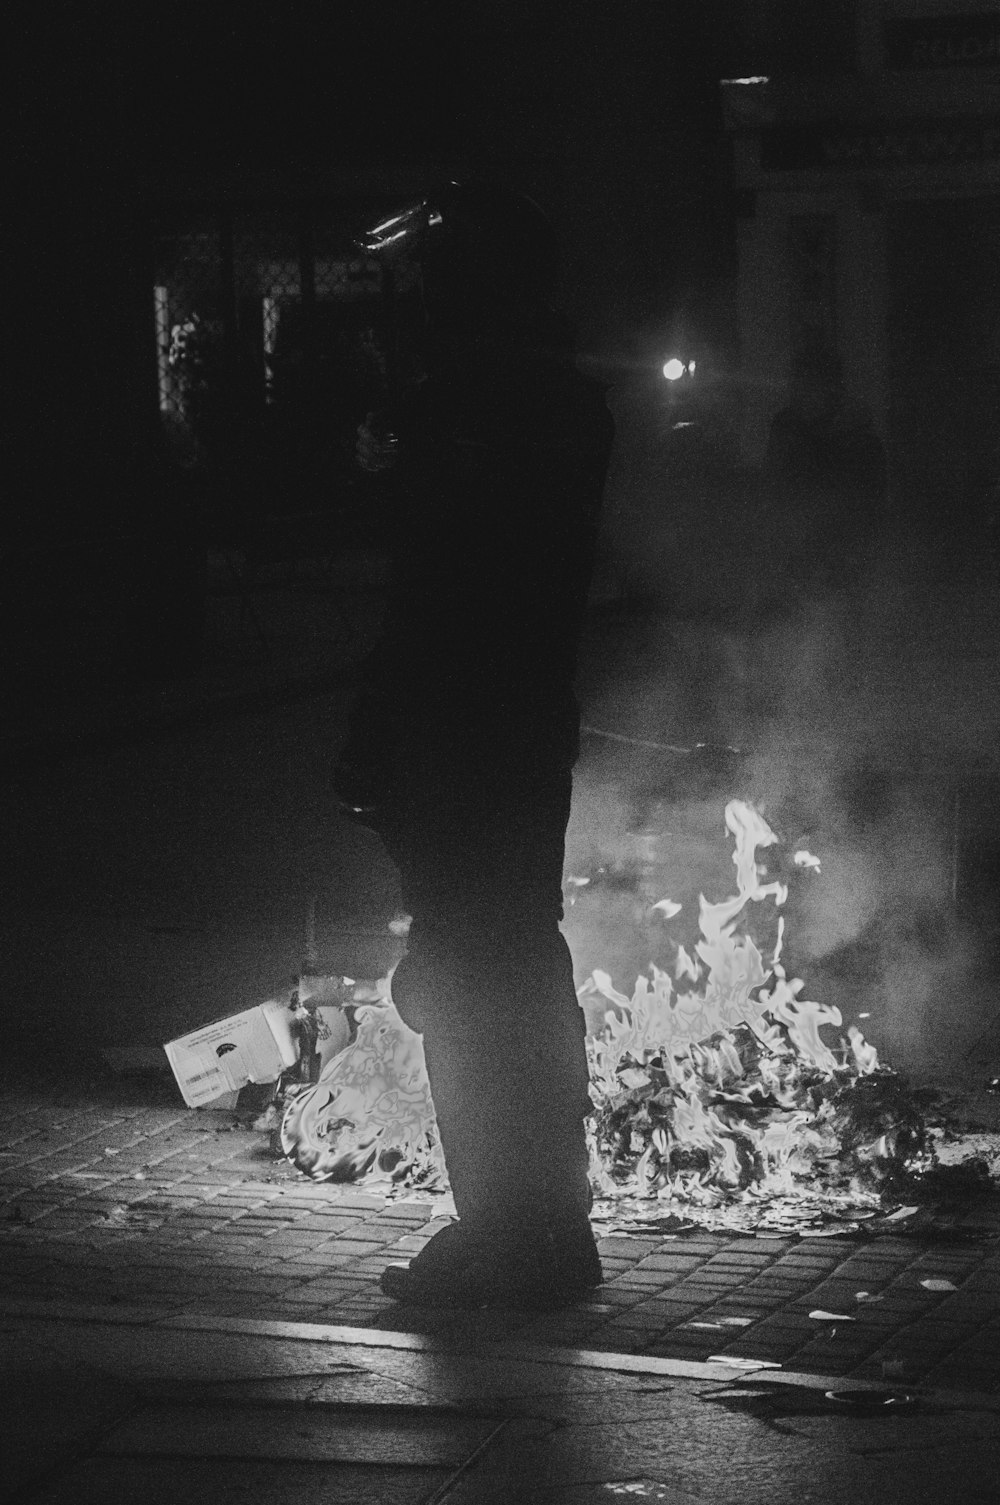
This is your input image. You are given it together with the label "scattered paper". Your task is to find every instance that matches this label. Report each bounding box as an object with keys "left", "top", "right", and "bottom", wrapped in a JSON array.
[
  {"left": 810, "top": 1310, "right": 857, "bottom": 1322},
  {"left": 709, "top": 1356, "right": 782, "bottom": 1371},
  {"left": 882, "top": 1206, "right": 919, "bottom": 1223},
  {"left": 920, "top": 1278, "right": 958, "bottom": 1292},
  {"left": 651, "top": 898, "right": 683, "bottom": 918},
  {"left": 719, "top": 1317, "right": 754, "bottom": 1326},
  {"left": 682, "top": 1321, "right": 726, "bottom": 1330},
  {"left": 855, "top": 1291, "right": 884, "bottom": 1304}
]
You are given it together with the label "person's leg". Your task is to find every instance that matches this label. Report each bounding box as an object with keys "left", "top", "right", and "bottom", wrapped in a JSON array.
[
  {"left": 381, "top": 751, "right": 600, "bottom": 1306},
  {"left": 384, "top": 917, "right": 599, "bottom": 1305}
]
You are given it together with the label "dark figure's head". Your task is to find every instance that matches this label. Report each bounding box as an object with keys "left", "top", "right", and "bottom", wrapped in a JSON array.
[{"left": 357, "top": 180, "right": 563, "bottom": 357}]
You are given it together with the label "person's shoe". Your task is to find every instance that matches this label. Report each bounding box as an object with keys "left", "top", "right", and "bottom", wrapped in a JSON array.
[{"left": 380, "top": 1220, "right": 602, "bottom": 1310}]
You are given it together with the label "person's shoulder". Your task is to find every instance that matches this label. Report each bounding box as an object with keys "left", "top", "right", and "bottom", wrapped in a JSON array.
[{"left": 542, "top": 361, "right": 614, "bottom": 444}]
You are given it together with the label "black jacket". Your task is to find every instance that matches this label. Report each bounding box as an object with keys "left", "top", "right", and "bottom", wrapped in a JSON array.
[{"left": 335, "top": 345, "right": 613, "bottom": 826}]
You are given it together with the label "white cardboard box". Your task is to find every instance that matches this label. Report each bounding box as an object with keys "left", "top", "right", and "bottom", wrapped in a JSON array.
[{"left": 164, "top": 1002, "right": 299, "bottom": 1108}]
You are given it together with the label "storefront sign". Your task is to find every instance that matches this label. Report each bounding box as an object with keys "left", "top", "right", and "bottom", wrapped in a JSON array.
[
  {"left": 762, "top": 118, "right": 1000, "bottom": 171},
  {"left": 885, "top": 15, "right": 1000, "bottom": 70}
]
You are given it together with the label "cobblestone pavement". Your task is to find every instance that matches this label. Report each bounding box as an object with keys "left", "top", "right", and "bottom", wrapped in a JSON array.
[{"left": 2, "top": 1074, "right": 999, "bottom": 1396}]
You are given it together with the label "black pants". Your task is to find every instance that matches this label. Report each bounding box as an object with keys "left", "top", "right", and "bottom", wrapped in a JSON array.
[{"left": 383, "top": 718, "right": 593, "bottom": 1237}]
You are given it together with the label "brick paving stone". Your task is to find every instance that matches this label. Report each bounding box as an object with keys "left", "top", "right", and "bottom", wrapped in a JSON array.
[
  {"left": 708, "top": 1293, "right": 777, "bottom": 1311},
  {"left": 298, "top": 1219, "right": 376, "bottom": 1240},
  {"left": 699, "top": 1253, "right": 776, "bottom": 1270},
  {"left": 638, "top": 1271, "right": 709, "bottom": 1291},
  {"left": 191, "top": 1224, "right": 268, "bottom": 1243},
  {"left": 194, "top": 1251, "right": 284, "bottom": 1271},
  {"left": 772, "top": 1252, "right": 840, "bottom": 1267},
  {"left": 380, "top": 1232, "right": 431, "bottom": 1252},
  {"left": 278, "top": 1282, "right": 359, "bottom": 1305},
  {"left": 877, "top": 1296, "right": 949, "bottom": 1319},
  {"left": 206, "top": 1271, "right": 301, "bottom": 1297},
  {"left": 169, "top": 1203, "right": 231, "bottom": 1219},
  {"left": 596, "top": 1237, "right": 657, "bottom": 1256},
  {"left": 5, "top": 1085, "right": 1000, "bottom": 1392},
  {"left": 953, "top": 1272, "right": 1000, "bottom": 1294},
  {"left": 908, "top": 1248, "right": 984, "bottom": 1266},
  {"left": 253, "top": 1230, "right": 333, "bottom": 1250},
  {"left": 804, "top": 1278, "right": 874, "bottom": 1301},
  {"left": 633, "top": 1251, "right": 709, "bottom": 1270},
  {"left": 224, "top": 1221, "right": 299, "bottom": 1237},
  {"left": 602, "top": 1312, "right": 671, "bottom": 1336},
  {"left": 311, "top": 1270, "right": 381, "bottom": 1289},
  {"left": 301, "top": 1192, "right": 387, "bottom": 1212},
  {"left": 369, "top": 1209, "right": 434, "bottom": 1225},
  {"left": 646, "top": 1329, "right": 722, "bottom": 1353},
  {"left": 209, "top": 1187, "right": 281, "bottom": 1202},
  {"left": 283, "top": 1246, "right": 352, "bottom": 1266},
  {"left": 635, "top": 1301, "right": 707, "bottom": 1321},
  {"left": 664, "top": 1238, "right": 727, "bottom": 1254},
  {"left": 754, "top": 1309, "right": 825, "bottom": 1331},
  {"left": 675, "top": 1268, "right": 745, "bottom": 1286},
  {"left": 238, "top": 1203, "right": 305, "bottom": 1221},
  {"left": 28, "top": 1211, "right": 105, "bottom": 1232},
  {"left": 0, "top": 1168, "right": 54, "bottom": 1189},
  {"left": 915, "top": 1306, "right": 993, "bottom": 1330},
  {"left": 316, "top": 1238, "right": 387, "bottom": 1258},
  {"left": 742, "top": 1285, "right": 818, "bottom": 1305},
  {"left": 614, "top": 1267, "right": 684, "bottom": 1288},
  {"left": 597, "top": 1280, "right": 655, "bottom": 1300},
  {"left": 353, "top": 1220, "right": 413, "bottom": 1242},
  {"left": 328, "top": 1292, "right": 397, "bottom": 1314},
  {"left": 348, "top": 1256, "right": 404, "bottom": 1276}
]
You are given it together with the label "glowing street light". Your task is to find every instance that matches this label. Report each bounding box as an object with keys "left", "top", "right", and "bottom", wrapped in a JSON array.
[{"left": 662, "top": 358, "right": 696, "bottom": 382}]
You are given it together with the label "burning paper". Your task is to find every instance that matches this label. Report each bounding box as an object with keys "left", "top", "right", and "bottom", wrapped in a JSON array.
[
  {"left": 583, "top": 800, "right": 930, "bottom": 1224},
  {"left": 280, "top": 979, "right": 447, "bottom": 1191},
  {"left": 281, "top": 799, "right": 933, "bottom": 1223}
]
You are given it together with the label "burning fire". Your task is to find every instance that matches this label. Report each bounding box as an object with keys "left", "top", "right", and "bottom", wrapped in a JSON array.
[
  {"left": 280, "top": 978, "right": 447, "bottom": 1190},
  {"left": 281, "top": 800, "right": 929, "bottom": 1225}
]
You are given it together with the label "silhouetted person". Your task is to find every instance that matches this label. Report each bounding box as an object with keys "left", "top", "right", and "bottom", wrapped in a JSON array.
[
  {"left": 334, "top": 182, "right": 614, "bottom": 1308},
  {"left": 766, "top": 348, "right": 887, "bottom": 593}
]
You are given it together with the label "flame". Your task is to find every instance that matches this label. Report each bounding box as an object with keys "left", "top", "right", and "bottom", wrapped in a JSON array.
[
  {"left": 282, "top": 798, "right": 894, "bottom": 1219},
  {"left": 584, "top": 800, "right": 885, "bottom": 1209},
  {"left": 280, "top": 983, "right": 447, "bottom": 1189}
]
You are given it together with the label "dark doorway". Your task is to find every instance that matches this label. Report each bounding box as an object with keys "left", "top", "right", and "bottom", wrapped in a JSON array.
[{"left": 887, "top": 195, "right": 1000, "bottom": 569}]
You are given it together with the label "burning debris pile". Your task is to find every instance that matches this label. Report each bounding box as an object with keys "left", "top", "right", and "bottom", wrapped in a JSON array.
[
  {"left": 279, "top": 977, "right": 449, "bottom": 1194},
  {"left": 581, "top": 800, "right": 938, "bottom": 1235},
  {"left": 278, "top": 799, "right": 966, "bottom": 1231}
]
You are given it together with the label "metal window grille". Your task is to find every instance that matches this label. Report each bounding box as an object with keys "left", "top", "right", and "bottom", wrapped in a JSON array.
[{"left": 153, "top": 203, "right": 386, "bottom": 512}]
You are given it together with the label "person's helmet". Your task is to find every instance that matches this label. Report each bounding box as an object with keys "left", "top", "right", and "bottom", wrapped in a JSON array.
[{"left": 355, "top": 180, "right": 559, "bottom": 307}]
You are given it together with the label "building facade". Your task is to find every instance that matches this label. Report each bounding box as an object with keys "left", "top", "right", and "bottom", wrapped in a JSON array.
[{"left": 724, "top": 0, "right": 998, "bottom": 528}]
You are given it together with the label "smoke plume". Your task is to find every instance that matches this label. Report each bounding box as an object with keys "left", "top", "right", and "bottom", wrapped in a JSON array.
[{"left": 569, "top": 538, "right": 1000, "bottom": 1090}]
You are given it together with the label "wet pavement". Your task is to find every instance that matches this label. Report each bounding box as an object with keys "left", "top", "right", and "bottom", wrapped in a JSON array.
[
  {"left": 2, "top": 1064, "right": 999, "bottom": 1398},
  {"left": 4, "top": 1298, "right": 1000, "bottom": 1502}
]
